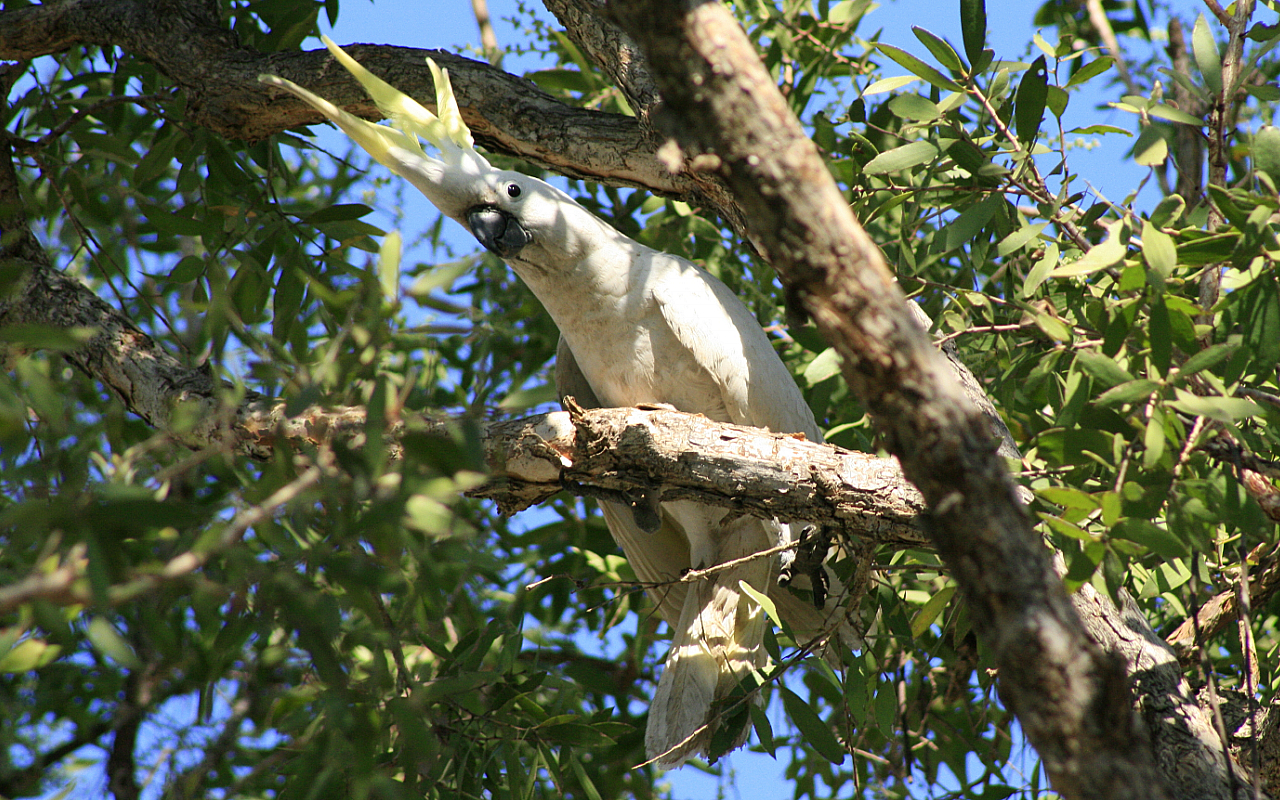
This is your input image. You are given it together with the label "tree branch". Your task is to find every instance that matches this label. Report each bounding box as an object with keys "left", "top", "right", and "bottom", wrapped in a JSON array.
[{"left": 0, "top": 0, "right": 697, "bottom": 198}]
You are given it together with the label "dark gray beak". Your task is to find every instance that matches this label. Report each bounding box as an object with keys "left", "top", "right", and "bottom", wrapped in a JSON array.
[{"left": 467, "top": 207, "right": 531, "bottom": 258}]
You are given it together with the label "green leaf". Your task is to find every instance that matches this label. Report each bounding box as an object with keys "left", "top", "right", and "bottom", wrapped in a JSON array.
[
  {"left": 1167, "top": 390, "right": 1263, "bottom": 422},
  {"left": 1143, "top": 411, "right": 1166, "bottom": 469},
  {"left": 1051, "top": 219, "right": 1126, "bottom": 277},
  {"left": 1032, "top": 310, "right": 1072, "bottom": 342},
  {"left": 1140, "top": 220, "right": 1177, "bottom": 281},
  {"left": 862, "top": 140, "right": 939, "bottom": 174},
  {"left": 1193, "top": 14, "right": 1223, "bottom": 95},
  {"left": 1015, "top": 56, "right": 1048, "bottom": 145},
  {"left": 1037, "top": 486, "right": 1098, "bottom": 511},
  {"left": 750, "top": 704, "right": 776, "bottom": 757},
  {"left": 1021, "top": 243, "right": 1059, "bottom": 298},
  {"left": 167, "top": 255, "right": 206, "bottom": 283},
  {"left": 875, "top": 43, "right": 963, "bottom": 91},
  {"left": 998, "top": 222, "right": 1047, "bottom": 256},
  {"left": 910, "top": 585, "right": 955, "bottom": 637},
  {"left": 147, "top": 208, "right": 206, "bottom": 236},
  {"left": 304, "top": 203, "right": 374, "bottom": 224},
  {"left": 739, "top": 580, "right": 782, "bottom": 629},
  {"left": 1179, "top": 343, "right": 1240, "bottom": 378},
  {"left": 1148, "top": 104, "right": 1205, "bottom": 126},
  {"left": 780, "top": 688, "right": 846, "bottom": 764},
  {"left": 804, "top": 347, "right": 843, "bottom": 385},
  {"left": 1150, "top": 295, "right": 1172, "bottom": 376},
  {"left": 829, "top": 0, "right": 865, "bottom": 24},
  {"left": 378, "top": 229, "right": 402, "bottom": 302},
  {"left": 1254, "top": 126, "right": 1280, "bottom": 187},
  {"left": 946, "top": 139, "right": 1002, "bottom": 184},
  {"left": 1111, "top": 519, "right": 1189, "bottom": 558},
  {"left": 1041, "top": 514, "right": 1098, "bottom": 543},
  {"left": 911, "top": 27, "right": 964, "bottom": 73},
  {"left": 1133, "top": 125, "right": 1169, "bottom": 166},
  {"left": 87, "top": 617, "right": 140, "bottom": 668},
  {"left": 1094, "top": 379, "right": 1160, "bottom": 408},
  {"left": 1075, "top": 350, "right": 1132, "bottom": 388},
  {"left": 863, "top": 75, "right": 921, "bottom": 95},
  {"left": 944, "top": 195, "right": 1000, "bottom": 251},
  {"left": 0, "top": 637, "right": 62, "bottom": 673},
  {"left": 0, "top": 324, "right": 96, "bottom": 352},
  {"left": 1069, "top": 124, "right": 1131, "bottom": 136},
  {"left": 1066, "top": 56, "right": 1114, "bottom": 88},
  {"left": 1149, "top": 194, "right": 1186, "bottom": 228},
  {"left": 959, "top": 0, "right": 988, "bottom": 68},
  {"left": 888, "top": 93, "right": 941, "bottom": 121}
]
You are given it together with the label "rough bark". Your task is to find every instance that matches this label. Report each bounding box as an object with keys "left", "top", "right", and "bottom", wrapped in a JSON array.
[
  {"left": 0, "top": 0, "right": 692, "bottom": 196},
  {"left": 605, "top": 0, "right": 1171, "bottom": 797}
]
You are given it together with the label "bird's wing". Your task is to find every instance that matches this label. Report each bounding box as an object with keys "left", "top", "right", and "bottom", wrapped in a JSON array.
[
  {"left": 651, "top": 262, "right": 823, "bottom": 442},
  {"left": 553, "top": 335, "right": 602, "bottom": 409}
]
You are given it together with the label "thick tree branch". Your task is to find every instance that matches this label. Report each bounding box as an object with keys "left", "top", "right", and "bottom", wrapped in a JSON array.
[
  {"left": 606, "top": 0, "right": 1170, "bottom": 796},
  {"left": 0, "top": 0, "right": 696, "bottom": 197}
]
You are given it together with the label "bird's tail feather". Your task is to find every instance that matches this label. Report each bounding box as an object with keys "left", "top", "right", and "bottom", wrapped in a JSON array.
[{"left": 644, "top": 516, "right": 772, "bottom": 766}]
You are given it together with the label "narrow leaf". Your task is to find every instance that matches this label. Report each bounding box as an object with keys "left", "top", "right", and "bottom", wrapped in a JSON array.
[
  {"left": 912, "top": 27, "right": 964, "bottom": 73},
  {"left": 875, "top": 43, "right": 963, "bottom": 91},
  {"left": 1111, "top": 519, "right": 1189, "bottom": 558},
  {"left": 1051, "top": 219, "right": 1126, "bottom": 277},
  {"left": 862, "top": 140, "right": 939, "bottom": 174},
  {"left": 1254, "top": 126, "right": 1280, "bottom": 185},
  {"left": 780, "top": 688, "right": 847, "bottom": 764},
  {"left": 1094, "top": 379, "right": 1160, "bottom": 408},
  {"left": 1021, "top": 243, "right": 1059, "bottom": 297},
  {"left": 959, "top": 0, "right": 988, "bottom": 68},
  {"left": 1193, "top": 14, "right": 1223, "bottom": 95},
  {"left": 1140, "top": 220, "right": 1176, "bottom": 280},
  {"left": 1143, "top": 412, "right": 1166, "bottom": 469},
  {"left": 1167, "top": 390, "right": 1263, "bottom": 422},
  {"left": 1179, "top": 343, "right": 1239, "bottom": 378},
  {"left": 998, "top": 222, "right": 1047, "bottom": 256},
  {"left": 804, "top": 348, "right": 843, "bottom": 385},
  {"left": 1148, "top": 104, "right": 1205, "bottom": 126},
  {"left": 1066, "top": 56, "right": 1114, "bottom": 88},
  {"left": 1015, "top": 56, "right": 1049, "bottom": 144},
  {"left": 379, "top": 229, "right": 402, "bottom": 302},
  {"left": 910, "top": 586, "right": 956, "bottom": 637},
  {"left": 739, "top": 580, "right": 782, "bottom": 629},
  {"left": 750, "top": 704, "right": 776, "bottom": 757},
  {"left": 1074, "top": 350, "right": 1132, "bottom": 388}
]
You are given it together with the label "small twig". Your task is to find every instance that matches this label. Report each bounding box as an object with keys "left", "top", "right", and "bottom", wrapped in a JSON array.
[
  {"left": 1236, "top": 545, "right": 1263, "bottom": 800},
  {"left": 1188, "top": 553, "right": 1248, "bottom": 800},
  {"left": 936, "top": 322, "right": 1032, "bottom": 346},
  {"left": 679, "top": 538, "right": 800, "bottom": 583},
  {"left": 1203, "top": 0, "right": 1232, "bottom": 26}
]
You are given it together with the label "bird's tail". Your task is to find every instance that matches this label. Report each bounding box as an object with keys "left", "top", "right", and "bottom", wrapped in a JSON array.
[{"left": 644, "top": 515, "right": 773, "bottom": 767}]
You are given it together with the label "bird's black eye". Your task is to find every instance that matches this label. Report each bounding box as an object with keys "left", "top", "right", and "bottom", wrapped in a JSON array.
[{"left": 506, "top": 183, "right": 522, "bottom": 198}]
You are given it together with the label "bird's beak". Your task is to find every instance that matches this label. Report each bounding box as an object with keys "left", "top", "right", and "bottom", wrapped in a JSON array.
[{"left": 468, "top": 207, "right": 532, "bottom": 258}]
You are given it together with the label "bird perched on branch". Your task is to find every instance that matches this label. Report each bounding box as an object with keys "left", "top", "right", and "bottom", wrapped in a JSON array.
[{"left": 261, "top": 41, "right": 855, "bottom": 766}]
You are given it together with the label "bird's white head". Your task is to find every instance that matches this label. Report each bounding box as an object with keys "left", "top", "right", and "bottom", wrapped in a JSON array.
[{"left": 260, "top": 39, "right": 608, "bottom": 269}]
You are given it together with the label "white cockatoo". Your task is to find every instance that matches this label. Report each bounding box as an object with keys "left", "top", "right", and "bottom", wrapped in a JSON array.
[{"left": 261, "top": 41, "right": 853, "bottom": 766}]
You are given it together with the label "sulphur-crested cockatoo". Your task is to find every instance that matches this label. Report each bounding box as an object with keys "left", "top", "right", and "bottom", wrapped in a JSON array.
[{"left": 261, "top": 41, "right": 853, "bottom": 766}]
